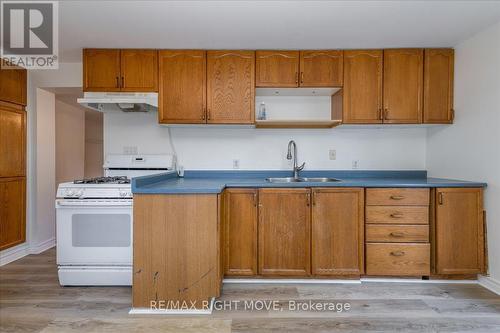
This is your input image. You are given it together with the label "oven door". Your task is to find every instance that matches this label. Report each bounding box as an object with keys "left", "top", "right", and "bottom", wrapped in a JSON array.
[{"left": 56, "top": 199, "right": 133, "bottom": 266}]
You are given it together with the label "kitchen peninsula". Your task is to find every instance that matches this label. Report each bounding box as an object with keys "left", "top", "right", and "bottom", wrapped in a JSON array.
[{"left": 131, "top": 170, "right": 486, "bottom": 311}]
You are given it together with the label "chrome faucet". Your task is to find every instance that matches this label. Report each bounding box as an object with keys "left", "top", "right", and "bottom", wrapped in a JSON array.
[{"left": 287, "top": 140, "right": 305, "bottom": 179}]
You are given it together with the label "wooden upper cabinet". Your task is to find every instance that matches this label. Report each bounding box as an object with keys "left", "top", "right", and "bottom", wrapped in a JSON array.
[
  {"left": 0, "top": 66, "right": 27, "bottom": 106},
  {"left": 383, "top": 49, "right": 424, "bottom": 123},
  {"left": 256, "top": 51, "right": 299, "bottom": 87},
  {"left": 258, "top": 188, "right": 311, "bottom": 276},
  {"left": 434, "top": 188, "right": 485, "bottom": 275},
  {"left": 120, "top": 50, "right": 158, "bottom": 92},
  {"left": 0, "top": 103, "right": 25, "bottom": 177},
  {"left": 158, "top": 50, "right": 206, "bottom": 124},
  {"left": 423, "top": 49, "right": 454, "bottom": 124},
  {"left": 0, "top": 177, "right": 26, "bottom": 250},
  {"left": 223, "top": 189, "right": 258, "bottom": 276},
  {"left": 83, "top": 49, "right": 121, "bottom": 92},
  {"left": 343, "top": 50, "right": 383, "bottom": 124},
  {"left": 207, "top": 51, "right": 255, "bottom": 124},
  {"left": 311, "top": 188, "right": 364, "bottom": 276},
  {"left": 299, "top": 50, "right": 343, "bottom": 87}
]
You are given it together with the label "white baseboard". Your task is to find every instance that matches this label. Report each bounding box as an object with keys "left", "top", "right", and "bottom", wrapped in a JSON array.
[
  {"left": 0, "top": 237, "right": 55, "bottom": 266},
  {"left": 478, "top": 275, "right": 500, "bottom": 295},
  {"left": 223, "top": 279, "right": 361, "bottom": 284},
  {"left": 361, "top": 277, "right": 478, "bottom": 284}
]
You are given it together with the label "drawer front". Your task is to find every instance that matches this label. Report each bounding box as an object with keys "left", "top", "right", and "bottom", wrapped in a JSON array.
[
  {"left": 366, "top": 206, "right": 429, "bottom": 224},
  {"left": 366, "top": 188, "right": 430, "bottom": 206},
  {"left": 366, "top": 225, "right": 429, "bottom": 243},
  {"left": 366, "top": 243, "right": 430, "bottom": 276}
]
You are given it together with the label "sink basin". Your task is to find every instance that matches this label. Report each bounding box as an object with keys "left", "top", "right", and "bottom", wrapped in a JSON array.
[
  {"left": 266, "top": 177, "right": 302, "bottom": 183},
  {"left": 266, "top": 177, "right": 341, "bottom": 183},
  {"left": 299, "top": 177, "right": 341, "bottom": 182}
]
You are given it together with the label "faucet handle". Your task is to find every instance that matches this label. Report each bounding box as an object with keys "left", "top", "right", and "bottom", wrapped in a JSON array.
[{"left": 297, "top": 162, "right": 305, "bottom": 171}]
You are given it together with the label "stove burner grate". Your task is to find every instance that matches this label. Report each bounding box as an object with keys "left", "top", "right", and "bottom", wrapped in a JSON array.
[{"left": 73, "top": 176, "right": 130, "bottom": 184}]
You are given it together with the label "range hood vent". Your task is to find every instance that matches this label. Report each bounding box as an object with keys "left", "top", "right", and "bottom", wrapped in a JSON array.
[{"left": 77, "top": 92, "right": 158, "bottom": 112}]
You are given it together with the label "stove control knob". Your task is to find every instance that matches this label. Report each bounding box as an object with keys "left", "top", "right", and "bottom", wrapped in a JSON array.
[
  {"left": 119, "top": 190, "right": 127, "bottom": 197},
  {"left": 67, "top": 189, "right": 74, "bottom": 196},
  {"left": 77, "top": 190, "right": 84, "bottom": 197}
]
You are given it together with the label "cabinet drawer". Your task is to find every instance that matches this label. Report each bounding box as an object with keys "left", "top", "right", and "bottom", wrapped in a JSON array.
[
  {"left": 366, "top": 188, "right": 430, "bottom": 206},
  {"left": 366, "top": 206, "right": 429, "bottom": 224},
  {"left": 366, "top": 225, "right": 429, "bottom": 243},
  {"left": 366, "top": 243, "right": 430, "bottom": 276}
]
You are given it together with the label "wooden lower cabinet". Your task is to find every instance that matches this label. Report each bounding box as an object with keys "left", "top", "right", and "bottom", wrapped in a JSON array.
[
  {"left": 258, "top": 188, "right": 311, "bottom": 276},
  {"left": 0, "top": 177, "right": 26, "bottom": 250},
  {"left": 223, "top": 189, "right": 258, "bottom": 276},
  {"left": 434, "top": 188, "right": 485, "bottom": 275},
  {"left": 311, "top": 188, "right": 364, "bottom": 276},
  {"left": 133, "top": 194, "right": 221, "bottom": 308}
]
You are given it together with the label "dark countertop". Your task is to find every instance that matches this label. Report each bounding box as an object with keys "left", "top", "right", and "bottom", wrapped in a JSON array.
[{"left": 132, "top": 170, "right": 487, "bottom": 194}]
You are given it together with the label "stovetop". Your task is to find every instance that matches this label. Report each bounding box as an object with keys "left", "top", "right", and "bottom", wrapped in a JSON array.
[{"left": 73, "top": 176, "right": 130, "bottom": 184}]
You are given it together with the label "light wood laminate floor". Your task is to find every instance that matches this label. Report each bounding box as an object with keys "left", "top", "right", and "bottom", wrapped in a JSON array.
[{"left": 1, "top": 249, "right": 500, "bottom": 332}]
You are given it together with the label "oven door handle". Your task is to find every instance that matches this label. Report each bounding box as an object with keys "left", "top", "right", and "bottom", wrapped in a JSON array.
[{"left": 56, "top": 200, "right": 133, "bottom": 207}]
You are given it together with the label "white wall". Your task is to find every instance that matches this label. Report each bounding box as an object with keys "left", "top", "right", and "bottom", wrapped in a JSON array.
[
  {"left": 104, "top": 111, "right": 427, "bottom": 170},
  {"left": 427, "top": 21, "right": 500, "bottom": 282}
]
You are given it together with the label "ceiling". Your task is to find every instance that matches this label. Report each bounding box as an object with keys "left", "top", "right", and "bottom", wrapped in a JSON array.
[{"left": 59, "top": 0, "right": 500, "bottom": 62}]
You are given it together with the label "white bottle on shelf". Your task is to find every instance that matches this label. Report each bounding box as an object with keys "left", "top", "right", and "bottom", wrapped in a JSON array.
[{"left": 258, "top": 102, "right": 267, "bottom": 120}]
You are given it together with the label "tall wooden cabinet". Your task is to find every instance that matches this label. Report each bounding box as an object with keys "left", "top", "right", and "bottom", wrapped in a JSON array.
[
  {"left": 207, "top": 51, "right": 255, "bottom": 124},
  {"left": 311, "top": 188, "right": 364, "bottom": 275},
  {"left": 434, "top": 188, "right": 485, "bottom": 275},
  {"left": 158, "top": 50, "right": 207, "bottom": 124},
  {"left": 343, "top": 50, "right": 383, "bottom": 123},
  {"left": 383, "top": 49, "right": 424, "bottom": 123},
  {"left": 223, "top": 189, "right": 258, "bottom": 276},
  {"left": 83, "top": 49, "right": 158, "bottom": 92},
  {"left": 423, "top": 49, "right": 454, "bottom": 123},
  {"left": 258, "top": 188, "right": 311, "bottom": 276},
  {"left": 0, "top": 65, "right": 27, "bottom": 251}
]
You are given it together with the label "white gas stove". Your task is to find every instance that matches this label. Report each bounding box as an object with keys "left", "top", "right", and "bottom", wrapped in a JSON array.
[{"left": 55, "top": 154, "right": 174, "bottom": 286}]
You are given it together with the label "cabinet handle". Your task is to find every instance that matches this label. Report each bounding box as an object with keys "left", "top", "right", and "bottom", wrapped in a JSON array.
[
  {"left": 312, "top": 192, "right": 316, "bottom": 206},
  {"left": 378, "top": 108, "right": 382, "bottom": 120},
  {"left": 450, "top": 109, "right": 455, "bottom": 122},
  {"left": 390, "top": 251, "right": 405, "bottom": 257},
  {"left": 384, "top": 108, "right": 389, "bottom": 120},
  {"left": 438, "top": 192, "right": 444, "bottom": 205},
  {"left": 300, "top": 72, "right": 304, "bottom": 84},
  {"left": 390, "top": 212, "right": 404, "bottom": 218},
  {"left": 202, "top": 111, "right": 206, "bottom": 121},
  {"left": 116, "top": 76, "right": 120, "bottom": 88},
  {"left": 389, "top": 232, "right": 405, "bottom": 238},
  {"left": 306, "top": 193, "right": 310, "bottom": 206},
  {"left": 253, "top": 192, "right": 257, "bottom": 207},
  {"left": 121, "top": 76, "right": 124, "bottom": 88},
  {"left": 295, "top": 72, "right": 299, "bottom": 84},
  {"left": 390, "top": 195, "right": 405, "bottom": 200},
  {"left": 207, "top": 109, "right": 211, "bottom": 120}
]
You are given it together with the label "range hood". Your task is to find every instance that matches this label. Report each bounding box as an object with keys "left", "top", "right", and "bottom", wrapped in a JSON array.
[{"left": 77, "top": 92, "right": 158, "bottom": 112}]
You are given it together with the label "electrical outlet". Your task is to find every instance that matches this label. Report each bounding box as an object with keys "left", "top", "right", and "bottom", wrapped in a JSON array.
[
  {"left": 123, "top": 146, "right": 138, "bottom": 155},
  {"left": 329, "top": 149, "right": 336, "bottom": 160},
  {"left": 352, "top": 160, "right": 359, "bottom": 170},
  {"left": 233, "top": 159, "right": 240, "bottom": 169}
]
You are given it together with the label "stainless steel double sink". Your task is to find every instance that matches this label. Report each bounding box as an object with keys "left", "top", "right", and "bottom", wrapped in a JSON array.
[{"left": 266, "top": 177, "right": 341, "bottom": 183}]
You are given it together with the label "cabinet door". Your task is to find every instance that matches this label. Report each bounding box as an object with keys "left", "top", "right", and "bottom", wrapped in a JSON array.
[
  {"left": 158, "top": 50, "right": 206, "bottom": 124},
  {"left": 223, "top": 189, "right": 258, "bottom": 276},
  {"left": 435, "top": 188, "right": 485, "bottom": 275},
  {"left": 343, "top": 50, "right": 383, "bottom": 123},
  {"left": 299, "top": 50, "right": 343, "bottom": 87},
  {"left": 207, "top": 51, "right": 255, "bottom": 124},
  {"left": 312, "top": 188, "right": 364, "bottom": 276},
  {"left": 258, "top": 188, "right": 311, "bottom": 276},
  {"left": 0, "top": 104, "right": 25, "bottom": 177},
  {"left": 423, "top": 49, "right": 454, "bottom": 124},
  {"left": 120, "top": 49, "right": 158, "bottom": 92},
  {"left": 383, "top": 49, "right": 423, "bottom": 123},
  {"left": 255, "top": 51, "right": 299, "bottom": 87},
  {"left": 83, "top": 49, "right": 121, "bottom": 92},
  {"left": 0, "top": 66, "right": 27, "bottom": 105},
  {"left": 0, "top": 177, "right": 26, "bottom": 250}
]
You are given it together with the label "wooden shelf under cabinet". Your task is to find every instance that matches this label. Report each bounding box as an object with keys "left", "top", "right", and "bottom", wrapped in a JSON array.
[{"left": 255, "top": 119, "right": 341, "bottom": 129}]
